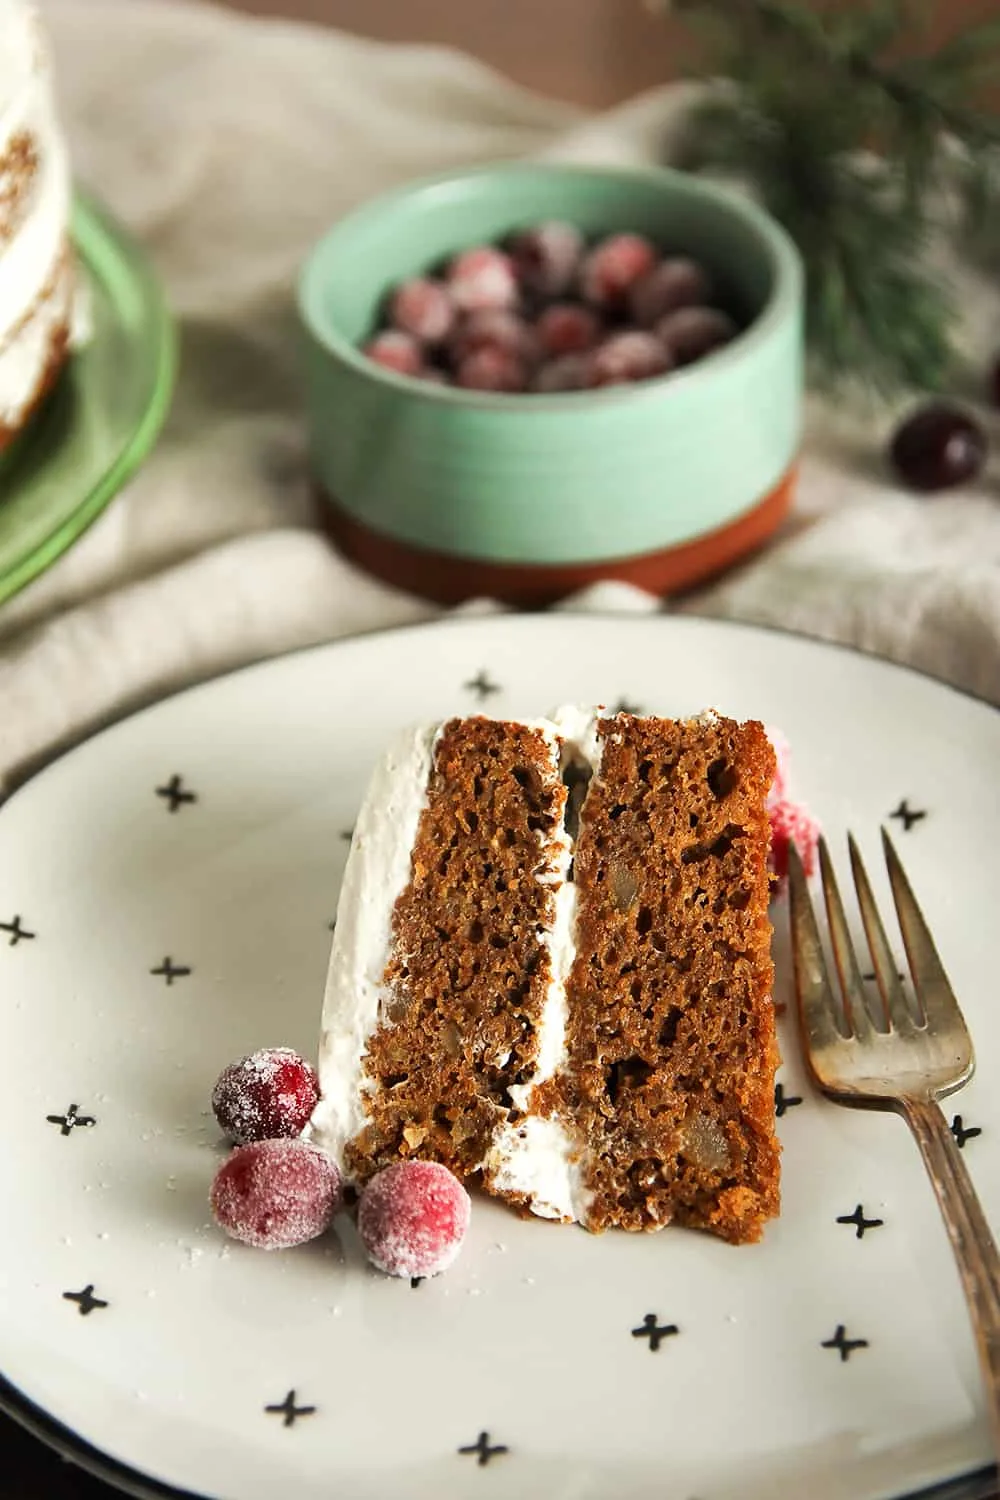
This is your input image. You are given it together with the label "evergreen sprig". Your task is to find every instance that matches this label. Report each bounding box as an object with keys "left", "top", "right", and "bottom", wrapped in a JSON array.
[{"left": 654, "top": 0, "right": 1000, "bottom": 392}]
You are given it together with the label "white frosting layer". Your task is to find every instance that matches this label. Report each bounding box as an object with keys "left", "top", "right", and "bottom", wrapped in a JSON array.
[
  {"left": 308, "top": 724, "right": 438, "bottom": 1163},
  {"left": 486, "top": 1115, "right": 591, "bottom": 1222},
  {"left": 0, "top": 2, "right": 71, "bottom": 429}
]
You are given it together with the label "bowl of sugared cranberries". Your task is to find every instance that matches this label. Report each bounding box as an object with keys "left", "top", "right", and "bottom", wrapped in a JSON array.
[{"left": 299, "top": 163, "right": 803, "bottom": 607}]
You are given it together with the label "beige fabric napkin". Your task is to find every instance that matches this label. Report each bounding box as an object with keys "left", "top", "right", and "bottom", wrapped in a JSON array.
[{"left": 2, "top": 0, "right": 998, "bottom": 788}]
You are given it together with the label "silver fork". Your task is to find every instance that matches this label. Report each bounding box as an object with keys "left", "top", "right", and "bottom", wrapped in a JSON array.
[{"left": 788, "top": 828, "right": 1000, "bottom": 1454}]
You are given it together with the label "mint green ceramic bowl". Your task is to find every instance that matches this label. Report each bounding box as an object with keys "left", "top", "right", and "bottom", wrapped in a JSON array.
[{"left": 298, "top": 163, "right": 803, "bottom": 600}]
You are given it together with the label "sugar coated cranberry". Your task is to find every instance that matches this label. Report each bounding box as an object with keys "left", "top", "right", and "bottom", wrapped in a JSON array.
[
  {"left": 889, "top": 402, "right": 986, "bottom": 492},
  {"left": 629, "top": 257, "right": 711, "bottom": 327},
  {"left": 456, "top": 345, "right": 528, "bottom": 393},
  {"left": 210, "top": 1139, "right": 341, "bottom": 1250},
  {"left": 387, "top": 278, "right": 455, "bottom": 345},
  {"left": 358, "top": 1160, "right": 470, "bottom": 1278},
  {"left": 579, "top": 233, "right": 658, "bottom": 310},
  {"left": 362, "top": 329, "right": 423, "bottom": 377},
  {"left": 587, "top": 331, "right": 672, "bottom": 387},
  {"left": 656, "top": 306, "right": 736, "bottom": 366},
  {"left": 531, "top": 353, "right": 590, "bottom": 393},
  {"left": 535, "top": 302, "right": 601, "bottom": 357},
  {"left": 507, "top": 221, "right": 584, "bottom": 299},
  {"left": 449, "top": 308, "right": 539, "bottom": 367},
  {"left": 212, "top": 1047, "right": 319, "bottom": 1144},
  {"left": 446, "top": 246, "right": 518, "bottom": 313},
  {"left": 768, "top": 798, "right": 821, "bottom": 885}
]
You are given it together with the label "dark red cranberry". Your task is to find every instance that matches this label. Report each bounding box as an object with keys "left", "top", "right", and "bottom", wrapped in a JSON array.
[{"left": 889, "top": 403, "right": 986, "bottom": 492}]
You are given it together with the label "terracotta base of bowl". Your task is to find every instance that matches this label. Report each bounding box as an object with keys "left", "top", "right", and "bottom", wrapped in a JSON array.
[{"left": 317, "top": 466, "right": 796, "bottom": 608}]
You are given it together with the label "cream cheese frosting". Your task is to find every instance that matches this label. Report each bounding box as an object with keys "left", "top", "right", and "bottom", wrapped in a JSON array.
[{"left": 0, "top": 0, "right": 72, "bottom": 432}]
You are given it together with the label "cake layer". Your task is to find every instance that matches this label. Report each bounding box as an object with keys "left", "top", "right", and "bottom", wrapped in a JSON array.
[
  {"left": 0, "top": 236, "right": 69, "bottom": 442},
  {"left": 553, "top": 714, "right": 779, "bottom": 1242},
  {"left": 312, "top": 708, "right": 780, "bottom": 1244}
]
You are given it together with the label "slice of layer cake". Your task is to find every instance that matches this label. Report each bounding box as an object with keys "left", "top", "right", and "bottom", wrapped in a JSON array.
[{"left": 309, "top": 709, "right": 779, "bottom": 1244}]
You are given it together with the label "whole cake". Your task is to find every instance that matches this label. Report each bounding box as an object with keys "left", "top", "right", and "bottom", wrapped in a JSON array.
[
  {"left": 309, "top": 708, "right": 780, "bottom": 1245},
  {"left": 0, "top": 0, "right": 73, "bottom": 452}
]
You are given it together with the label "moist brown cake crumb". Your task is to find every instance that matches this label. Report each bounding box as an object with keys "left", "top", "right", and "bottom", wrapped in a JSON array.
[
  {"left": 555, "top": 714, "right": 779, "bottom": 1243},
  {"left": 344, "top": 718, "right": 567, "bottom": 1184}
]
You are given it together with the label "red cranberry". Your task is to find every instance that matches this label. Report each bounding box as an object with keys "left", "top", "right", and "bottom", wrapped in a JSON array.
[
  {"left": 629, "top": 257, "right": 711, "bottom": 327},
  {"left": 578, "top": 233, "right": 658, "bottom": 310},
  {"left": 362, "top": 330, "right": 423, "bottom": 378},
  {"left": 455, "top": 345, "right": 528, "bottom": 393},
  {"left": 446, "top": 246, "right": 518, "bottom": 313},
  {"left": 212, "top": 1047, "right": 320, "bottom": 1144},
  {"left": 535, "top": 302, "right": 601, "bottom": 357},
  {"left": 357, "top": 1160, "right": 470, "bottom": 1278},
  {"left": 889, "top": 402, "right": 987, "bottom": 492},
  {"left": 587, "top": 331, "right": 672, "bottom": 387},
  {"left": 210, "top": 1139, "right": 341, "bottom": 1250},
  {"left": 531, "top": 353, "right": 590, "bottom": 393},
  {"left": 449, "top": 308, "right": 539, "bottom": 367},
  {"left": 655, "top": 306, "right": 736, "bottom": 366},
  {"left": 768, "top": 798, "right": 821, "bottom": 885},
  {"left": 507, "top": 221, "right": 584, "bottom": 299},
  {"left": 388, "top": 278, "right": 455, "bottom": 345}
]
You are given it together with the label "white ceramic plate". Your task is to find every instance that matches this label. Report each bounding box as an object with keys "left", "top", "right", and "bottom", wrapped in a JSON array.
[{"left": 1, "top": 616, "right": 998, "bottom": 1500}]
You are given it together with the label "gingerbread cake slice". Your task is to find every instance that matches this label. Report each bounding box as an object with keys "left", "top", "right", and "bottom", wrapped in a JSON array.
[{"left": 309, "top": 708, "right": 779, "bottom": 1244}]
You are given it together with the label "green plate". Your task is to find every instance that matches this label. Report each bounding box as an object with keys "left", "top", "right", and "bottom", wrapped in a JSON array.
[{"left": 0, "top": 191, "right": 176, "bottom": 605}]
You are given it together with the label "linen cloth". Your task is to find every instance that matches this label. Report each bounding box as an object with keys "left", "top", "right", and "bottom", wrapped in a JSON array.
[{"left": 2, "top": 0, "right": 999, "bottom": 787}]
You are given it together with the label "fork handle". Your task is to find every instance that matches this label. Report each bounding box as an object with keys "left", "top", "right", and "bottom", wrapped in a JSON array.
[{"left": 900, "top": 1097, "right": 1000, "bottom": 1454}]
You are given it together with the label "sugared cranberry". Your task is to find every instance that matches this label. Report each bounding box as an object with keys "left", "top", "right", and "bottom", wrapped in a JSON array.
[
  {"left": 531, "top": 353, "right": 590, "bottom": 393},
  {"left": 507, "top": 221, "right": 584, "bottom": 299},
  {"left": 446, "top": 246, "right": 518, "bottom": 313},
  {"left": 587, "top": 331, "right": 672, "bottom": 387},
  {"left": 889, "top": 402, "right": 987, "bottom": 492},
  {"left": 362, "top": 329, "right": 424, "bottom": 377},
  {"left": 579, "top": 233, "right": 658, "bottom": 310},
  {"left": 449, "top": 308, "right": 539, "bottom": 367},
  {"left": 656, "top": 306, "right": 736, "bottom": 366},
  {"left": 629, "top": 257, "right": 711, "bottom": 327},
  {"left": 210, "top": 1139, "right": 341, "bottom": 1250},
  {"left": 212, "top": 1047, "right": 319, "bottom": 1144},
  {"left": 535, "top": 302, "right": 601, "bottom": 357},
  {"left": 387, "top": 278, "right": 455, "bottom": 345},
  {"left": 768, "top": 798, "right": 821, "bottom": 885},
  {"left": 455, "top": 345, "right": 528, "bottom": 393},
  {"left": 357, "top": 1160, "right": 470, "bottom": 1278}
]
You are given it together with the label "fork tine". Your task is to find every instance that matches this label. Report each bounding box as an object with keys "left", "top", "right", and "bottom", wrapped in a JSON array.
[
  {"left": 881, "top": 826, "right": 970, "bottom": 1043},
  {"left": 818, "top": 836, "right": 881, "bottom": 1039},
  {"left": 848, "top": 833, "right": 917, "bottom": 1035},
  {"left": 787, "top": 838, "right": 846, "bottom": 1055}
]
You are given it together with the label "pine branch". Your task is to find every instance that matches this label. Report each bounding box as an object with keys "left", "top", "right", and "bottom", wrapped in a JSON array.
[{"left": 659, "top": 0, "right": 1000, "bottom": 390}]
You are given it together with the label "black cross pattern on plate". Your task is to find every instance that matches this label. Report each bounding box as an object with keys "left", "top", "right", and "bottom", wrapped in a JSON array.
[
  {"left": 458, "top": 1432, "right": 508, "bottom": 1467},
  {"left": 46, "top": 1104, "right": 96, "bottom": 1137},
  {"left": 952, "top": 1115, "right": 982, "bottom": 1149},
  {"left": 836, "top": 1204, "right": 884, "bottom": 1239},
  {"left": 821, "top": 1324, "right": 868, "bottom": 1361},
  {"left": 612, "top": 698, "right": 644, "bottom": 716},
  {"left": 631, "top": 1313, "right": 679, "bottom": 1351},
  {"left": 339, "top": 828, "right": 354, "bottom": 843},
  {"left": 63, "top": 1285, "right": 108, "bottom": 1316},
  {"left": 1, "top": 915, "right": 35, "bottom": 946},
  {"left": 410, "top": 1276, "right": 424, "bottom": 1289},
  {"left": 150, "top": 957, "right": 192, "bottom": 985},
  {"left": 264, "top": 1390, "right": 316, "bottom": 1428},
  {"left": 889, "top": 799, "right": 926, "bottom": 832},
  {"left": 775, "top": 1083, "right": 803, "bottom": 1118},
  {"left": 464, "top": 670, "right": 500, "bottom": 701},
  {"left": 155, "top": 774, "right": 197, "bottom": 813}
]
